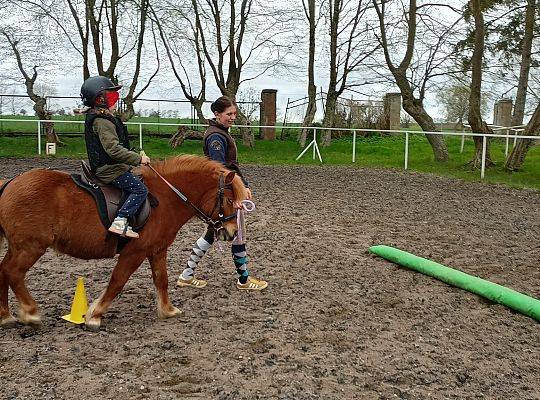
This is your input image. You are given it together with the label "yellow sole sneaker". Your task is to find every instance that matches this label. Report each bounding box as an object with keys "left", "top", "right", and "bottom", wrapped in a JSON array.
[
  {"left": 236, "top": 277, "right": 268, "bottom": 290},
  {"left": 177, "top": 276, "right": 208, "bottom": 288}
]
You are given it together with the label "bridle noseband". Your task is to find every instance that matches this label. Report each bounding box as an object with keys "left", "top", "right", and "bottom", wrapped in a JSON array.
[
  {"left": 147, "top": 164, "right": 237, "bottom": 234},
  {"left": 206, "top": 173, "right": 238, "bottom": 234}
]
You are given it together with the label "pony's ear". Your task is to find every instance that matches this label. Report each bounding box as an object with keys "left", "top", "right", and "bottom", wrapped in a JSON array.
[{"left": 224, "top": 171, "right": 236, "bottom": 185}]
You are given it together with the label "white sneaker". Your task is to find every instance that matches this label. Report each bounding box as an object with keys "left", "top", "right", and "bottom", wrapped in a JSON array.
[{"left": 108, "top": 217, "right": 139, "bottom": 238}]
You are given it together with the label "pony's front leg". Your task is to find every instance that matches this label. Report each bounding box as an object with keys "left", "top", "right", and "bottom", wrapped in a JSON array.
[
  {"left": 85, "top": 251, "right": 146, "bottom": 331},
  {"left": 148, "top": 249, "right": 182, "bottom": 319}
]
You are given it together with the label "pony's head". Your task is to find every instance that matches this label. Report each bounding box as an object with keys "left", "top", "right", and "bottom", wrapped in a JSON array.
[
  {"left": 149, "top": 155, "right": 249, "bottom": 241},
  {"left": 200, "top": 169, "right": 248, "bottom": 241}
]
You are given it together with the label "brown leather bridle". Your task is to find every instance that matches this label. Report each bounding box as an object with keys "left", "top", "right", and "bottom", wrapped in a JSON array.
[{"left": 147, "top": 164, "right": 237, "bottom": 235}]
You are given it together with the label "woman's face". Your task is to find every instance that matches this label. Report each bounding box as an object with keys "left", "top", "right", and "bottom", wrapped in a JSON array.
[{"left": 215, "top": 105, "right": 237, "bottom": 128}]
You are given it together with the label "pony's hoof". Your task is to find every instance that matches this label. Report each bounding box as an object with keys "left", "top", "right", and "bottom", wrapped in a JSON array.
[
  {"left": 85, "top": 318, "right": 101, "bottom": 332},
  {"left": 0, "top": 315, "right": 17, "bottom": 328},
  {"left": 18, "top": 311, "right": 41, "bottom": 327},
  {"left": 158, "top": 306, "right": 183, "bottom": 320}
]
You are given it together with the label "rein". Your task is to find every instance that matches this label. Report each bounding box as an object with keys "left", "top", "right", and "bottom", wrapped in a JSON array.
[{"left": 234, "top": 200, "right": 255, "bottom": 244}]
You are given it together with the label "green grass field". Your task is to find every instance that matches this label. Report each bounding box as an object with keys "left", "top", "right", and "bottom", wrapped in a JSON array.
[
  {"left": 0, "top": 131, "right": 538, "bottom": 190},
  {"left": 0, "top": 115, "right": 203, "bottom": 135},
  {"left": 0, "top": 115, "right": 271, "bottom": 136}
]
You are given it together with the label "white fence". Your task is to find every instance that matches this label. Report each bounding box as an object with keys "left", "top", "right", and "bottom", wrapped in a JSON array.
[{"left": 0, "top": 118, "right": 539, "bottom": 180}]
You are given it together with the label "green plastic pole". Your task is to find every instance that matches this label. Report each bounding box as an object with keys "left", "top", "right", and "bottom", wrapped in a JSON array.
[{"left": 369, "top": 245, "right": 540, "bottom": 322}]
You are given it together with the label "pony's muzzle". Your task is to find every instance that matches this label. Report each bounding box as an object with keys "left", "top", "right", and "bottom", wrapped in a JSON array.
[{"left": 216, "top": 226, "right": 236, "bottom": 242}]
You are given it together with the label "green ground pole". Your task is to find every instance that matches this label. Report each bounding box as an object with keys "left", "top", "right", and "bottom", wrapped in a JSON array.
[{"left": 369, "top": 245, "right": 540, "bottom": 322}]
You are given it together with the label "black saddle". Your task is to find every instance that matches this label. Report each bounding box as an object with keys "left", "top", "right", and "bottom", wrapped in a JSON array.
[{"left": 71, "top": 161, "right": 158, "bottom": 231}]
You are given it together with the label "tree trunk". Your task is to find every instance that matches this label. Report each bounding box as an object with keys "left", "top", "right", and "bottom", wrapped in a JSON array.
[
  {"left": 299, "top": 0, "right": 317, "bottom": 148},
  {"left": 319, "top": 0, "right": 341, "bottom": 148},
  {"left": 120, "top": 97, "right": 136, "bottom": 122},
  {"left": 374, "top": 0, "right": 449, "bottom": 162},
  {"left": 467, "top": 135, "right": 492, "bottom": 168},
  {"left": 236, "top": 109, "right": 255, "bottom": 148},
  {"left": 505, "top": 102, "right": 540, "bottom": 170},
  {"left": 511, "top": 0, "right": 535, "bottom": 127},
  {"left": 321, "top": 91, "right": 338, "bottom": 147},
  {"left": 467, "top": 0, "right": 493, "bottom": 168},
  {"left": 400, "top": 93, "right": 449, "bottom": 161},
  {"left": 505, "top": 0, "right": 535, "bottom": 170},
  {"left": 169, "top": 126, "right": 204, "bottom": 147},
  {"left": 300, "top": 100, "right": 316, "bottom": 148},
  {"left": 34, "top": 98, "right": 61, "bottom": 145},
  {"left": 193, "top": 99, "right": 206, "bottom": 125}
]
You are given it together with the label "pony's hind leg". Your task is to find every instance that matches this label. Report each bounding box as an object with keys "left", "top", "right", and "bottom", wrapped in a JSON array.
[
  {"left": 0, "top": 266, "right": 16, "bottom": 328},
  {"left": 3, "top": 247, "right": 45, "bottom": 326},
  {"left": 85, "top": 251, "right": 147, "bottom": 332},
  {"left": 148, "top": 249, "right": 182, "bottom": 319}
]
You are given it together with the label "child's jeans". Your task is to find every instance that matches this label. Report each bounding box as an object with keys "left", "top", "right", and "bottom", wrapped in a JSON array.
[{"left": 111, "top": 171, "right": 148, "bottom": 218}]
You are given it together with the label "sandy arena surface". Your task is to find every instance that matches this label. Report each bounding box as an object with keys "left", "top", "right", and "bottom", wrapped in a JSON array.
[{"left": 0, "top": 157, "right": 539, "bottom": 400}]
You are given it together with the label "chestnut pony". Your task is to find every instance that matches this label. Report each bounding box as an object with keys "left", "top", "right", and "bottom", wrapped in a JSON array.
[{"left": 0, "top": 155, "right": 246, "bottom": 330}]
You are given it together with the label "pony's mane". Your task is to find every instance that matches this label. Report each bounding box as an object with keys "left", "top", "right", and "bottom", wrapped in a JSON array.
[
  {"left": 148, "top": 154, "right": 226, "bottom": 177},
  {"left": 145, "top": 154, "right": 247, "bottom": 201}
]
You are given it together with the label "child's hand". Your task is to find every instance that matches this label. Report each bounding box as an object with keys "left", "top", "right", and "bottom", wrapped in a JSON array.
[{"left": 141, "top": 155, "right": 151, "bottom": 165}]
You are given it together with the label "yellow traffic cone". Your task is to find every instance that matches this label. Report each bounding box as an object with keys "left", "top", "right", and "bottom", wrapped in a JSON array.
[{"left": 62, "top": 277, "right": 89, "bottom": 324}]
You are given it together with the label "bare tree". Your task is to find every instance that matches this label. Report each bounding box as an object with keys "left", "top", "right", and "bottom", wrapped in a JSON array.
[
  {"left": 505, "top": 0, "right": 537, "bottom": 170},
  {"left": 466, "top": 0, "right": 494, "bottom": 168},
  {"left": 1, "top": 30, "right": 61, "bottom": 144},
  {"left": 510, "top": 0, "right": 535, "bottom": 127},
  {"left": 319, "top": 0, "right": 379, "bottom": 147},
  {"left": 192, "top": 0, "right": 295, "bottom": 148},
  {"left": 372, "top": 0, "right": 454, "bottom": 162},
  {"left": 151, "top": 0, "right": 208, "bottom": 124},
  {"left": 298, "top": 0, "right": 319, "bottom": 147},
  {"left": 8, "top": 0, "right": 159, "bottom": 121}
]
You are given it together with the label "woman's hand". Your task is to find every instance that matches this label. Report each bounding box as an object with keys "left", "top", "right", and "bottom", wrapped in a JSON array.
[
  {"left": 233, "top": 188, "right": 252, "bottom": 209},
  {"left": 141, "top": 155, "right": 151, "bottom": 165}
]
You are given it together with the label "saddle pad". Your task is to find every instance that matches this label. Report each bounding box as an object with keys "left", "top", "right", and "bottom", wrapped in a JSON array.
[
  {"left": 0, "top": 178, "right": 14, "bottom": 197},
  {"left": 71, "top": 174, "right": 113, "bottom": 229}
]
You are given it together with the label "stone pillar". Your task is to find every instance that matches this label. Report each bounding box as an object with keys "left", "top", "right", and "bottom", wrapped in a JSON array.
[
  {"left": 259, "top": 89, "right": 277, "bottom": 140},
  {"left": 383, "top": 92, "right": 402, "bottom": 131},
  {"left": 493, "top": 98, "right": 513, "bottom": 128}
]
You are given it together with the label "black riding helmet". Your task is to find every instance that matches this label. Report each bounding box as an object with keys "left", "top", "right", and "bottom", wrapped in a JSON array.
[{"left": 80, "top": 76, "right": 122, "bottom": 107}]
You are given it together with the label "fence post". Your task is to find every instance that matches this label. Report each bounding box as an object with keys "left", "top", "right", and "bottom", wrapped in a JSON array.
[
  {"left": 481, "top": 135, "right": 487, "bottom": 179},
  {"left": 404, "top": 131, "right": 409, "bottom": 170},
  {"left": 312, "top": 129, "right": 316, "bottom": 160},
  {"left": 37, "top": 120, "right": 41, "bottom": 155},
  {"left": 504, "top": 128, "right": 509, "bottom": 156},
  {"left": 139, "top": 123, "right": 143, "bottom": 150},
  {"left": 352, "top": 130, "right": 356, "bottom": 163},
  {"left": 460, "top": 128, "right": 465, "bottom": 153}
]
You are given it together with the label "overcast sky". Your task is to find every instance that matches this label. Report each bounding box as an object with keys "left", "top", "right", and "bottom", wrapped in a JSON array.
[{"left": 1, "top": 67, "right": 450, "bottom": 124}]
